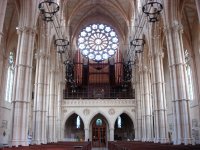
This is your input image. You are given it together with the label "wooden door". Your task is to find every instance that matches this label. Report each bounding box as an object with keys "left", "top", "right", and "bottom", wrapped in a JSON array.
[{"left": 92, "top": 119, "right": 106, "bottom": 147}]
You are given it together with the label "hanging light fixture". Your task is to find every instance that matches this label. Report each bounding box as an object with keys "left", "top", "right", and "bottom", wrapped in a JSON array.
[
  {"left": 38, "top": 0, "right": 60, "bottom": 22},
  {"left": 130, "top": 39, "right": 145, "bottom": 53},
  {"left": 55, "top": 39, "right": 69, "bottom": 54},
  {"left": 142, "top": 0, "right": 163, "bottom": 22}
]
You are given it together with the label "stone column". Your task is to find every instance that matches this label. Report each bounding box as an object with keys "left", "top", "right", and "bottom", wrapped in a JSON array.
[
  {"left": 139, "top": 67, "right": 145, "bottom": 142},
  {"left": 84, "top": 128, "right": 89, "bottom": 141},
  {"left": 56, "top": 79, "right": 64, "bottom": 141},
  {"left": 134, "top": 63, "right": 142, "bottom": 141},
  {"left": 0, "top": 0, "right": 7, "bottom": 43},
  {"left": 140, "top": 66, "right": 153, "bottom": 142},
  {"left": 164, "top": 22, "right": 192, "bottom": 145},
  {"left": 150, "top": 51, "right": 168, "bottom": 143},
  {"left": 195, "top": 0, "right": 200, "bottom": 23},
  {"left": 0, "top": 0, "right": 8, "bottom": 98},
  {"left": 32, "top": 52, "right": 49, "bottom": 144},
  {"left": 11, "top": 26, "right": 36, "bottom": 146},
  {"left": 109, "top": 128, "right": 114, "bottom": 141},
  {"left": 47, "top": 69, "right": 57, "bottom": 142}
]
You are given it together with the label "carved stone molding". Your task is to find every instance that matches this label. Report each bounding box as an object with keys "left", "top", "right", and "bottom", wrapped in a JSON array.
[
  {"left": 108, "top": 108, "right": 115, "bottom": 115},
  {"left": 83, "top": 109, "right": 90, "bottom": 116},
  {"left": 62, "top": 99, "right": 135, "bottom": 107}
]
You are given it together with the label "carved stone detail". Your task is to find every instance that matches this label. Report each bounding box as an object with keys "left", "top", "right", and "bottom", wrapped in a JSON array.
[
  {"left": 83, "top": 109, "right": 90, "bottom": 116},
  {"left": 63, "top": 110, "right": 67, "bottom": 113},
  {"left": 108, "top": 108, "right": 115, "bottom": 115}
]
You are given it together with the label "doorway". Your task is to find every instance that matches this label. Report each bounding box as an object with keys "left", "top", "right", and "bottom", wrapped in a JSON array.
[{"left": 91, "top": 115, "right": 107, "bottom": 147}]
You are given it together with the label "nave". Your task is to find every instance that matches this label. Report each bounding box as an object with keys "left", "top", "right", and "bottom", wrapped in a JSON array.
[
  {"left": 0, "top": 0, "right": 200, "bottom": 148},
  {"left": 1, "top": 141, "right": 200, "bottom": 150}
]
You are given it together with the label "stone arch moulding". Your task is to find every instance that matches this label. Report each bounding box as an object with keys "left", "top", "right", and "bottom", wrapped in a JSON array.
[
  {"left": 113, "top": 110, "right": 136, "bottom": 126},
  {"left": 62, "top": 110, "right": 86, "bottom": 129},
  {"left": 88, "top": 111, "right": 111, "bottom": 128}
]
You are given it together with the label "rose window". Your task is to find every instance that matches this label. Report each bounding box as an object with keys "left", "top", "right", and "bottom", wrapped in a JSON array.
[{"left": 78, "top": 24, "right": 119, "bottom": 61}]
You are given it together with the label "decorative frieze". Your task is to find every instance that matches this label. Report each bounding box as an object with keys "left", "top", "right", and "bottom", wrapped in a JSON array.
[{"left": 62, "top": 99, "right": 135, "bottom": 107}]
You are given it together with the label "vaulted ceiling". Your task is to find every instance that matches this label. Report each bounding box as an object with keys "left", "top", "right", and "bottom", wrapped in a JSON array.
[{"left": 61, "top": 0, "right": 135, "bottom": 43}]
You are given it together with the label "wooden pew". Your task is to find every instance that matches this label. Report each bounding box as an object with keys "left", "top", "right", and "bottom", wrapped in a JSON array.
[
  {"left": 108, "top": 141, "right": 200, "bottom": 150},
  {"left": 1, "top": 142, "right": 91, "bottom": 150}
]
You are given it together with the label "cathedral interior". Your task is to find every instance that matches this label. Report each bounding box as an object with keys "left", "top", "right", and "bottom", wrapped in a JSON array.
[{"left": 0, "top": 0, "right": 200, "bottom": 148}]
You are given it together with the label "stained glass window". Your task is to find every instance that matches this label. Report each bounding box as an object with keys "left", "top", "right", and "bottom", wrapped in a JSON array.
[
  {"left": 96, "top": 118, "right": 102, "bottom": 126},
  {"left": 76, "top": 116, "right": 80, "bottom": 128},
  {"left": 5, "top": 52, "right": 14, "bottom": 102},
  {"left": 77, "top": 23, "right": 119, "bottom": 61},
  {"left": 117, "top": 116, "right": 122, "bottom": 128}
]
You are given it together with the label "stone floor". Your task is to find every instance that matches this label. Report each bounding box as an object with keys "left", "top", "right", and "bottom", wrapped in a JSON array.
[{"left": 91, "top": 147, "right": 108, "bottom": 150}]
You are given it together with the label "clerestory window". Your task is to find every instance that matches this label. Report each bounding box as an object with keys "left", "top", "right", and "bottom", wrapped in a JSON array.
[
  {"left": 5, "top": 52, "right": 14, "bottom": 102},
  {"left": 185, "top": 49, "right": 194, "bottom": 100}
]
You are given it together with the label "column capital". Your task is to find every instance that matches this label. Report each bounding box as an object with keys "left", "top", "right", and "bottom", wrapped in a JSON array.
[
  {"left": 172, "top": 21, "right": 183, "bottom": 33},
  {"left": 50, "top": 68, "right": 60, "bottom": 73},
  {"left": 35, "top": 51, "right": 49, "bottom": 59},
  {"left": 139, "top": 66, "right": 151, "bottom": 74},
  {"left": 16, "top": 26, "right": 37, "bottom": 35},
  {"left": 149, "top": 51, "right": 164, "bottom": 59},
  {"left": 163, "top": 22, "right": 183, "bottom": 35},
  {"left": 49, "top": 69, "right": 56, "bottom": 73}
]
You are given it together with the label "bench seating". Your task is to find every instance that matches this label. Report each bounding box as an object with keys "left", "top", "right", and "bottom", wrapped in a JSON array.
[
  {"left": 108, "top": 141, "right": 200, "bottom": 150},
  {"left": 0, "top": 142, "right": 91, "bottom": 150}
]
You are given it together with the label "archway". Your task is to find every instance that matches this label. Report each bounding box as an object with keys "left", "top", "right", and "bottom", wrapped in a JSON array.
[
  {"left": 64, "top": 113, "right": 85, "bottom": 141},
  {"left": 90, "top": 113, "right": 109, "bottom": 147},
  {"left": 114, "top": 113, "right": 134, "bottom": 141}
]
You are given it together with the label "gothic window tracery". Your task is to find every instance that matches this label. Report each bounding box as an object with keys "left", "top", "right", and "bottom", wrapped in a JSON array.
[{"left": 78, "top": 23, "right": 119, "bottom": 61}]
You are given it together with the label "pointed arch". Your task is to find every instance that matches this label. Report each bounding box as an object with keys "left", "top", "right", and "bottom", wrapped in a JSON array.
[
  {"left": 113, "top": 110, "right": 135, "bottom": 126},
  {"left": 88, "top": 111, "right": 111, "bottom": 127},
  {"left": 62, "top": 111, "right": 86, "bottom": 128}
]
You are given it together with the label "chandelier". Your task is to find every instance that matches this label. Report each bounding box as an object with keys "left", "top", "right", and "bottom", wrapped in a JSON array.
[
  {"left": 142, "top": 1, "right": 163, "bottom": 22},
  {"left": 38, "top": 0, "right": 59, "bottom": 22},
  {"left": 130, "top": 39, "right": 145, "bottom": 53},
  {"left": 55, "top": 39, "right": 69, "bottom": 54}
]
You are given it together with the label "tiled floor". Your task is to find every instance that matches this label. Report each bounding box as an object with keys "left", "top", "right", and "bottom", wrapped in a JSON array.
[{"left": 91, "top": 147, "right": 108, "bottom": 150}]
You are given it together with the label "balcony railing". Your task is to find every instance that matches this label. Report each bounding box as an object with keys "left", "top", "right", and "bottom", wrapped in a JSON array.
[{"left": 63, "top": 89, "right": 135, "bottom": 99}]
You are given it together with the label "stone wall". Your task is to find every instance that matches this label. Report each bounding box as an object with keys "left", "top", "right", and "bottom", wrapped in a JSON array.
[
  {"left": 0, "top": 101, "right": 12, "bottom": 146},
  {"left": 61, "top": 99, "right": 136, "bottom": 141}
]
